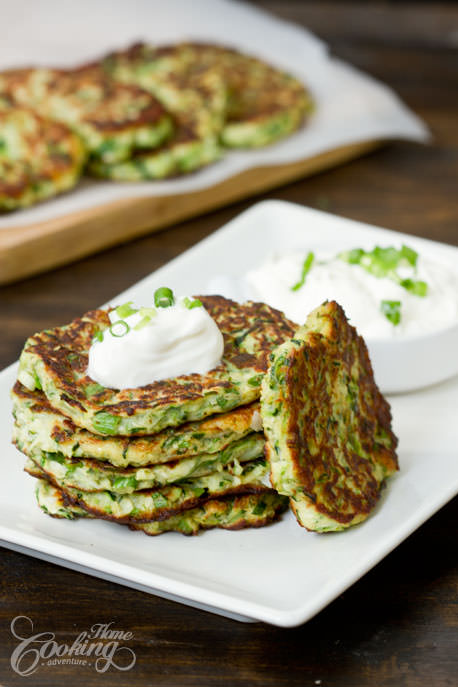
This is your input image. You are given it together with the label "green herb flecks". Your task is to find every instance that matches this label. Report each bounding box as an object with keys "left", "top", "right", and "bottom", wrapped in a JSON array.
[
  {"left": 112, "top": 475, "right": 138, "bottom": 491},
  {"left": 93, "top": 412, "right": 121, "bottom": 435},
  {"left": 252, "top": 501, "right": 267, "bottom": 516},
  {"left": 85, "top": 382, "right": 105, "bottom": 397},
  {"left": 291, "top": 252, "right": 315, "bottom": 291},
  {"left": 33, "top": 370, "right": 42, "bottom": 391},
  {"left": 380, "top": 300, "right": 401, "bottom": 326}
]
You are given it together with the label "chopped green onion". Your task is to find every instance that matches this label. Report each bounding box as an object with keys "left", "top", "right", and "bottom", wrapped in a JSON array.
[
  {"left": 154, "top": 287, "right": 175, "bottom": 308},
  {"left": 134, "top": 307, "right": 157, "bottom": 331},
  {"left": 109, "top": 320, "right": 130, "bottom": 337},
  {"left": 339, "top": 248, "right": 365, "bottom": 264},
  {"left": 291, "top": 252, "right": 315, "bottom": 291},
  {"left": 399, "top": 278, "right": 428, "bottom": 297},
  {"left": 183, "top": 297, "right": 203, "bottom": 309},
  {"left": 93, "top": 412, "right": 121, "bottom": 435},
  {"left": 400, "top": 244, "right": 418, "bottom": 267},
  {"left": 134, "top": 316, "right": 151, "bottom": 331},
  {"left": 115, "top": 301, "right": 138, "bottom": 318},
  {"left": 92, "top": 330, "right": 104, "bottom": 343},
  {"left": 380, "top": 300, "right": 401, "bottom": 326},
  {"left": 339, "top": 245, "right": 427, "bottom": 297}
]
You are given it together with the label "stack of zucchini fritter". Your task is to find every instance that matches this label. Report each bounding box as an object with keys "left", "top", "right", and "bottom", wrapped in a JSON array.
[
  {"left": 0, "top": 42, "right": 314, "bottom": 210},
  {"left": 12, "top": 296, "right": 295, "bottom": 536}
]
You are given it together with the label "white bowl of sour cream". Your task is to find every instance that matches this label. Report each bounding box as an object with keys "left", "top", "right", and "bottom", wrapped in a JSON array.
[
  {"left": 245, "top": 246, "right": 458, "bottom": 394},
  {"left": 367, "top": 323, "right": 458, "bottom": 394}
]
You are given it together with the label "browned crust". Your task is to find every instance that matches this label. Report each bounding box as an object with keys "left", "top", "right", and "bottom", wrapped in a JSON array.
[
  {"left": 25, "top": 459, "right": 273, "bottom": 524},
  {"left": 22, "top": 296, "right": 295, "bottom": 421},
  {"left": 278, "top": 301, "right": 398, "bottom": 526},
  {"left": 33, "top": 470, "right": 287, "bottom": 533},
  {"left": 0, "top": 66, "right": 167, "bottom": 132},
  {"left": 13, "top": 380, "right": 261, "bottom": 463},
  {"left": 113, "top": 41, "right": 310, "bottom": 121},
  {"left": 0, "top": 107, "right": 84, "bottom": 199},
  {"left": 133, "top": 499, "right": 288, "bottom": 537},
  {"left": 61, "top": 484, "right": 273, "bottom": 524}
]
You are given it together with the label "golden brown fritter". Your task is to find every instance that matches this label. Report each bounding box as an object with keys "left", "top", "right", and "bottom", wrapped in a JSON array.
[
  {"left": 261, "top": 301, "right": 398, "bottom": 532},
  {"left": 34, "top": 476, "right": 288, "bottom": 536},
  {"left": 0, "top": 66, "right": 172, "bottom": 162},
  {"left": 12, "top": 381, "right": 261, "bottom": 466},
  {"left": 0, "top": 106, "right": 85, "bottom": 211},
  {"left": 17, "top": 296, "right": 296, "bottom": 436}
]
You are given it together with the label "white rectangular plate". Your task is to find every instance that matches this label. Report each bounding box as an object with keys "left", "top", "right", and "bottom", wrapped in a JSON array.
[{"left": 1, "top": 200, "right": 457, "bottom": 627}]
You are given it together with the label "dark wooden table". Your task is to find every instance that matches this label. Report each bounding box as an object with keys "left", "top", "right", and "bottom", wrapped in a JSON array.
[{"left": 1, "top": 3, "right": 457, "bottom": 686}]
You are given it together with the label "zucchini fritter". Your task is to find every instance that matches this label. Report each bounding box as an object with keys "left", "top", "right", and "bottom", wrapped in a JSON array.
[
  {"left": 0, "top": 66, "right": 172, "bottom": 162},
  {"left": 12, "top": 381, "right": 261, "bottom": 466},
  {"left": 173, "top": 43, "right": 314, "bottom": 148},
  {"left": 25, "top": 456, "right": 271, "bottom": 523},
  {"left": 89, "top": 43, "right": 227, "bottom": 179},
  {"left": 17, "top": 296, "right": 296, "bottom": 436},
  {"left": 0, "top": 107, "right": 85, "bottom": 211},
  {"left": 261, "top": 301, "right": 398, "bottom": 532},
  {"left": 19, "top": 434, "right": 265, "bottom": 493},
  {"left": 35, "top": 478, "right": 288, "bottom": 536}
]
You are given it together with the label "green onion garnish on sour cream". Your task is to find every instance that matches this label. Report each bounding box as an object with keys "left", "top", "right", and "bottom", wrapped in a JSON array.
[
  {"left": 183, "top": 297, "right": 203, "bottom": 309},
  {"left": 291, "top": 251, "right": 315, "bottom": 291},
  {"left": 87, "top": 288, "right": 224, "bottom": 389},
  {"left": 339, "top": 245, "right": 428, "bottom": 298},
  {"left": 109, "top": 320, "right": 130, "bottom": 337},
  {"left": 380, "top": 300, "right": 401, "bottom": 326},
  {"left": 154, "top": 287, "right": 175, "bottom": 308}
]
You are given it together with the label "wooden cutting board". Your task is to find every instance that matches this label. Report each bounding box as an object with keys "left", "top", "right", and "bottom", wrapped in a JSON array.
[{"left": 0, "top": 140, "right": 380, "bottom": 285}]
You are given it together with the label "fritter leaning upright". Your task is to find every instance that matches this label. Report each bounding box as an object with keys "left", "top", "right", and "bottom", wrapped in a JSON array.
[
  {"left": 0, "top": 66, "right": 172, "bottom": 163},
  {"left": 0, "top": 106, "right": 85, "bottom": 211},
  {"left": 17, "top": 295, "right": 296, "bottom": 435},
  {"left": 261, "top": 300, "right": 398, "bottom": 532},
  {"left": 89, "top": 43, "right": 228, "bottom": 179}
]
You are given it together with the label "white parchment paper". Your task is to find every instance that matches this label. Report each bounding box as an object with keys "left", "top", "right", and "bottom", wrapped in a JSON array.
[{"left": 0, "top": 0, "right": 429, "bottom": 229}]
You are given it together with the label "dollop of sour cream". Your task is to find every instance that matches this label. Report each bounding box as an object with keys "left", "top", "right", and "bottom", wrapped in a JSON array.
[
  {"left": 87, "top": 295, "right": 224, "bottom": 389},
  {"left": 245, "top": 249, "right": 458, "bottom": 339}
]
